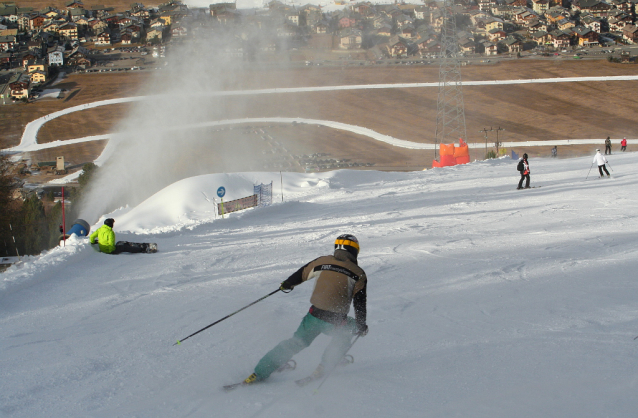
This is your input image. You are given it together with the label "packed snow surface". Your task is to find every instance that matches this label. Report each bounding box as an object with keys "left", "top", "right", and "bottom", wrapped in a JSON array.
[{"left": 2, "top": 154, "right": 638, "bottom": 417}]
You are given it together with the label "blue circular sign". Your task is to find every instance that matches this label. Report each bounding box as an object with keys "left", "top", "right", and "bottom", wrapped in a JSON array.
[{"left": 217, "top": 187, "right": 226, "bottom": 198}]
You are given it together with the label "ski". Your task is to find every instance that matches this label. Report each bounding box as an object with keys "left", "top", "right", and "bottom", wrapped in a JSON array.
[
  {"left": 294, "top": 375, "right": 317, "bottom": 388},
  {"left": 222, "top": 382, "right": 244, "bottom": 391},
  {"left": 516, "top": 186, "right": 541, "bottom": 190},
  {"left": 295, "top": 355, "right": 354, "bottom": 387},
  {"left": 223, "top": 360, "right": 296, "bottom": 392}
]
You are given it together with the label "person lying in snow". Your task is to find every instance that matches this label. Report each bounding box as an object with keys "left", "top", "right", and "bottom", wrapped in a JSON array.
[{"left": 89, "top": 218, "right": 157, "bottom": 254}]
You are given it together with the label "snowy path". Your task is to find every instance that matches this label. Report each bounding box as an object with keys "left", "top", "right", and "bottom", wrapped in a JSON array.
[{"left": 4, "top": 75, "right": 637, "bottom": 154}]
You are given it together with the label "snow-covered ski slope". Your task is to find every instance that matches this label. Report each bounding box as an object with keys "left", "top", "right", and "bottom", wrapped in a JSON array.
[{"left": 2, "top": 154, "right": 638, "bottom": 418}]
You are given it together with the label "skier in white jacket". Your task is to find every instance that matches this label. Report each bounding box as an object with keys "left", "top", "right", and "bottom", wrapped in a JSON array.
[{"left": 593, "top": 149, "right": 610, "bottom": 178}]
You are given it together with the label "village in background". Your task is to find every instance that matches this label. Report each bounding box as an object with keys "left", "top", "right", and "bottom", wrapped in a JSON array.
[{"left": 1, "top": 0, "right": 638, "bottom": 104}]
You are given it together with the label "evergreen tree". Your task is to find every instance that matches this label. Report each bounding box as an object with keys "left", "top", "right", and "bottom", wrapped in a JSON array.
[
  {"left": 47, "top": 201, "right": 64, "bottom": 248},
  {"left": 20, "top": 194, "right": 49, "bottom": 255},
  {"left": 1, "top": 159, "right": 99, "bottom": 256},
  {"left": 0, "top": 154, "right": 22, "bottom": 257},
  {"left": 78, "top": 162, "right": 98, "bottom": 188}
]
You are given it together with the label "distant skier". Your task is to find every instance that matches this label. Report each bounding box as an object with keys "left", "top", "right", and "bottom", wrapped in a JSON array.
[
  {"left": 89, "top": 218, "right": 157, "bottom": 254},
  {"left": 551, "top": 146, "right": 557, "bottom": 158},
  {"left": 593, "top": 149, "right": 610, "bottom": 178},
  {"left": 605, "top": 137, "right": 612, "bottom": 155},
  {"left": 241, "top": 234, "right": 368, "bottom": 386},
  {"left": 517, "top": 153, "right": 531, "bottom": 189},
  {"left": 620, "top": 138, "right": 627, "bottom": 152}
]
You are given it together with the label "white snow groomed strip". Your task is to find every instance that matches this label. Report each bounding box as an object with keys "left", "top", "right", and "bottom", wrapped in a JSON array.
[{"left": 4, "top": 74, "right": 636, "bottom": 157}]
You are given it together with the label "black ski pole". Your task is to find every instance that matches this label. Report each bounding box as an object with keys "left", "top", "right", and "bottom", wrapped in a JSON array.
[
  {"left": 606, "top": 161, "right": 613, "bottom": 172},
  {"left": 585, "top": 163, "right": 594, "bottom": 180},
  {"left": 313, "top": 334, "right": 361, "bottom": 394},
  {"left": 174, "top": 288, "right": 281, "bottom": 346}
]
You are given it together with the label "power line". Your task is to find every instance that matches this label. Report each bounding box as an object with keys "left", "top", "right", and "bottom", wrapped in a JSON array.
[{"left": 434, "top": 0, "right": 467, "bottom": 161}]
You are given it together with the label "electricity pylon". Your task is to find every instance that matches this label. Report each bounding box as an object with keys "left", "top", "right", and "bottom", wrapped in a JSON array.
[{"left": 434, "top": 0, "right": 467, "bottom": 159}]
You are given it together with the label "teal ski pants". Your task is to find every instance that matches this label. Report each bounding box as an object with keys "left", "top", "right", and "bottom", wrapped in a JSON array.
[{"left": 254, "top": 312, "right": 356, "bottom": 380}]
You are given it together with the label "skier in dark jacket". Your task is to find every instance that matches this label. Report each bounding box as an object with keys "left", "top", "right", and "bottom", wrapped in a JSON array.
[
  {"left": 517, "top": 153, "right": 531, "bottom": 189},
  {"left": 90, "top": 218, "right": 157, "bottom": 254},
  {"left": 605, "top": 137, "right": 612, "bottom": 155},
  {"left": 241, "top": 234, "right": 368, "bottom": 385}
]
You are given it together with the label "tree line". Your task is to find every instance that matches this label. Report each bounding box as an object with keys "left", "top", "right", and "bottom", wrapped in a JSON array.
[{"left": 0, "top": 154, "right": 98, "bottom": 257}]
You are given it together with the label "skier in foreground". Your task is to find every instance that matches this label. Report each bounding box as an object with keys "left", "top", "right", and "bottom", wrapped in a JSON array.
[
  {"left": 593, "top": 149, "right": 610, "bottom": 178},
  {"left": 517, "top": 153, "right": 531, "bottom": 189},
  {"left": 90, "top": 218, "right": 157, "bottom": 254},
  {"left": 241, "top": 234, "right": 368, "bottom": 386}
]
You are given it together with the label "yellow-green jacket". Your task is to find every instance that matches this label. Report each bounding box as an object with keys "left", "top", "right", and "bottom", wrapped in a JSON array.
[{"left": 89, "top": 225, "right": 116, "bottom": 254}]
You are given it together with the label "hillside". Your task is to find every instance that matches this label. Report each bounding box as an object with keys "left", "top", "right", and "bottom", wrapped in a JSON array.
[
  {"left": 2, "top": 153, "right": 638, "bottom": 417},
  {"left": 4, "top": 60, "right": 638, "bottom": 198}
]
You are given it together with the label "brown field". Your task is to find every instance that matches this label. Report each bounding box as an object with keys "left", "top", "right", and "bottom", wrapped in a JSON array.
[{"left": 3, "top": 58, "right": 638, "bottom": 182}]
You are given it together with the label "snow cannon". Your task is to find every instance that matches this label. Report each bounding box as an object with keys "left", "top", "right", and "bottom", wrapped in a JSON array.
[{"left": 59, "top": 219, "right": 91, "bottom": 241}]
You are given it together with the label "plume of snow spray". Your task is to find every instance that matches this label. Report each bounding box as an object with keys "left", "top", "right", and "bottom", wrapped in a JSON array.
[{"left": 78, "top": 22, "right": 301, "bottom": 222}]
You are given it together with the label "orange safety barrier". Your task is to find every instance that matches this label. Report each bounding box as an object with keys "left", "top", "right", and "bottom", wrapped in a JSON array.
[
  {"left": 453, "top": 145, "right": 469, "bottom": 158},
  {"left": 455, "top": 155, "right": 471, "bottom": 164},
  {"left": 433, "top": 140, "right": 470, "bottom": 168},
  {"left": 439, "top": 144, "right": 455, "bottom": 156},
  {"left": 440, "top": 154, "right": 456, "bottom": 166}
]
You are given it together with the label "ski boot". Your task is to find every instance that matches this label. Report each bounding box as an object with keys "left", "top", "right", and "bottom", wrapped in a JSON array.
[
  {"left": 242, "top": 373, "right": 258, "bottom": 385},
  {"left": 311, "top": 364, "right": 325, "bottom": 379},
  {"left": 275, "top": 359, "right": 297, "bottom": 373},
  {"left": 228, "top": 360, "right": 295, "bottom": 390},
  {"left": 340, "top": 354, "right": 354, "bottom": 366},
  {"left": 223, "top": 372, "right": 260, "bottom": 391}
]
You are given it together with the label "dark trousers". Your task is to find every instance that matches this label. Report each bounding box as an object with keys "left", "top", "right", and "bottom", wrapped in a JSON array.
[
  {"left": 112, "top": 241, "right": 148, "bottom": 254},
  {"left": 518, "top": 173, "right": 530, "bottom": 189},
  {"left": 598, "top": 165, "right": 610, "bottom": 177},
  {"left": 621, "top": 146, "right": 626, "bottom": 152},
  {"left": 605, "top": 145, "right": 611, "bottom": 155}
]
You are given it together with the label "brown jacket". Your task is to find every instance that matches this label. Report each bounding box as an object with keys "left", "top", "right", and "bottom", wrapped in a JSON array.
[{"left": 283, "top": 250, "right": 367, "bottom": 325}]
